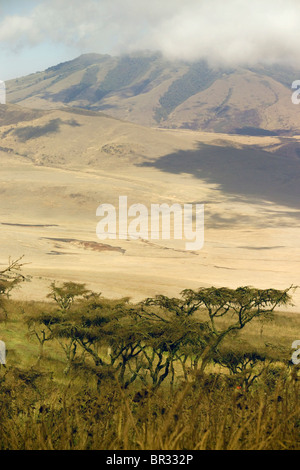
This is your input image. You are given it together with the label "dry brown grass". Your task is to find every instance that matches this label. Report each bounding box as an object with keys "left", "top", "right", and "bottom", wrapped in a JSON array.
[
  {"left": 0, "top": 365, "right": 299, "bottom": 450},
  {"left": 0, "top": 299, "right": 299, "bottom": 450}
]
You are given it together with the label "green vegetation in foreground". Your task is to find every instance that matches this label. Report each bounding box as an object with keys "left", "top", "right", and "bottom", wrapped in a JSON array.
[{"left": 0, "top": 257, "right": 299, "bottom": 450}]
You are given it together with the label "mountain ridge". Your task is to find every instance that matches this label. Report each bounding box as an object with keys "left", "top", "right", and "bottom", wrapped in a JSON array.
[{"left": 6, "top": 52, "right": 300, "bottom": 135}]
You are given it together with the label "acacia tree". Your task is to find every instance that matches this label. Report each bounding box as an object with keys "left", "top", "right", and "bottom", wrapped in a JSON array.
[
  {"left": 133, "top": 302, "right": 212, "bottom": 388},
  {"left": 26, "top": 308, "right": 62, "bottom": 360},
  {"left": 48, "top": 282, "right": 93, "bottom": 372},
  {"left": 28, "top": 282, "right": 295, "bottom": 391},
  {"left": 47, "top": 282, "right": 91, "bottom": 312},
  {"left": 0, "top": 256, "right": 28, "bottom": 323},
  {"left": 59, "top": 296, "right": 145, "bottom": 388},
  {"left": 212, "top": 348, "right": 269, "bottom": 391},
  {"left": 27, "top": 282, "right": 91, "bottom": 369},
  {"left": 143, "top": 286, "right": 295, "bottom": 373}
]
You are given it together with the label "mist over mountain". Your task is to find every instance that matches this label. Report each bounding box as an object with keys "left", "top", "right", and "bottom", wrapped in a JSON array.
[
  {"left": 6, "top": 52, "right": 300, "bottom": 136},
  {"left": 2, "top": 0, "right": 300, "bottom": 69}
]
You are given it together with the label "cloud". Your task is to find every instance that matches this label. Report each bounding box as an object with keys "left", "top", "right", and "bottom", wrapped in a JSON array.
[{"left": 1, "top": 0, "right": 300, "bottom": 66}]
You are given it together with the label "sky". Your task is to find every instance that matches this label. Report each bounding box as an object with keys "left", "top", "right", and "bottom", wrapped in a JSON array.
[{"left": 1, "top": 0, "right": 300, "bottom": 80}]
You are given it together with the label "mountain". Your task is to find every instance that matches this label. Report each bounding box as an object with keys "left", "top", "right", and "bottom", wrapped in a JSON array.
[{"left": 6, "top": 53, "right": 300, "bottom": 135}]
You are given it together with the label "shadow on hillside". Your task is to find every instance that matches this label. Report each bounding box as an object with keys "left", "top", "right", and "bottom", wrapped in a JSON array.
[
  {"left": 138, "top": 143, "right": 300, "bottom": 212},
  {"left": 13, "top": 117, "right": 81, "bottom": 142}
]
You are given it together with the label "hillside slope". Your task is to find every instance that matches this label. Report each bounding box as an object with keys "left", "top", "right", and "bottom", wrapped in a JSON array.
[{"left": 0, "top": 103, "right": 299, "bottom": 309}]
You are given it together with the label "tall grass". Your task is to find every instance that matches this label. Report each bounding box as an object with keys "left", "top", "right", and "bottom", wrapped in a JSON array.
[
  {"left": 0, "top": 299, "right": 299, "bottom": 450},
  {"left": 0, "top": 364, "right": 299, "bottom": 450}
]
